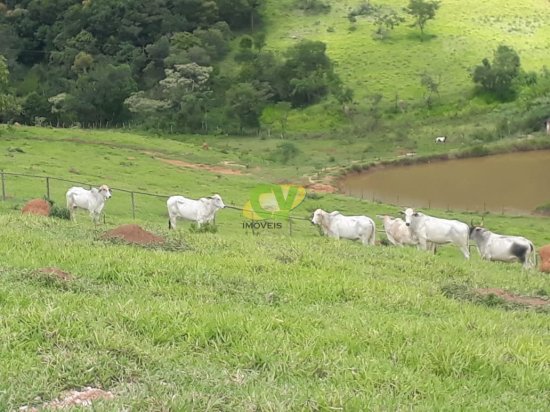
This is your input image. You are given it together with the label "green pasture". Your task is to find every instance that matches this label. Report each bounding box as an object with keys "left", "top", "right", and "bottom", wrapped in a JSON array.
[
  {"left": 263, "top": 0, "right": 550, "bottom": 103},
  {"left": 0, "top": 126, "right": 549, "bottom": 410}
]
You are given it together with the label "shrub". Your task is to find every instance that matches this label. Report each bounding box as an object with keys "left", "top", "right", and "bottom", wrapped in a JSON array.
[
  {"left": 189, "top": 222, "right": 218, "bottom": 233},
  {"left": 49, "top": 204, "right": 71, "bottom": 220}
]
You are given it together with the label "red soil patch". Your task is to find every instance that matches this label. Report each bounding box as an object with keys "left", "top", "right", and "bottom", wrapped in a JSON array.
[
  {"left": 538, "top": 244, "right": 550, "bottom": 273},
  {"left": 102, "top": 224, "right": 164, "bottom": 245},
  {"left": 143, "top": 151, "right": 245, "bottom": 175},
  {"left": 22, "top": 199, "right": 51, "bottom": 216},
  {"left": 19, "top": 387, "right": 113, "bottom": 411},
  {"left": 475, "top": 288, "right": 549, "bottom": 308},
  {"left": 306, "top": 183, "right": 338, "bottom": 193},
  {"left": 37, "top": 267, "right": 74, "bottom": 281}
]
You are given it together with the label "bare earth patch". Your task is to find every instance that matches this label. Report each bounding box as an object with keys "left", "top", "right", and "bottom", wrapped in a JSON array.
[
  {"left": 474, "top": 288, "right": 549, "bottom": 308},
  {"left": 22, "top": 199, "right": 51, "bottom": 216},
  {"left": 102, "top": 224, "right": 165, "bottom": 245},
  {"left": 306, "top": 183, "right": 338, "bottom": 193},
  {"left": 143, "top": 151, "right": 246, "bottom": 175},
  {"left": 538, "top": 244, "right": 550, "bottom": 273},
  {"left": 36, "top": 267, "right": 74, "bottom": 281},
  {"left": 19, "top": 387, "right": 113, "bottom": 411}
]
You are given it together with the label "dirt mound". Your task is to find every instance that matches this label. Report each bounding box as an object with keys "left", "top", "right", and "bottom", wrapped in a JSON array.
[
  {"left": 538, "top": 244, "right": 550, "bottom": 273},
  {"left": 19, "top": 387, "right": 113, "bottom": 411},
  {"left": 102, "top": 224, "right": 164, "bottom": 245},
  {"left": 22, "top": 199, "right": 51, "bottom": 216},
  {"left": 37, "top": 267, "right": 74, "bottom": 281},
  {"left": 474, "top": 288, "right": 549, "bottom": 308}
]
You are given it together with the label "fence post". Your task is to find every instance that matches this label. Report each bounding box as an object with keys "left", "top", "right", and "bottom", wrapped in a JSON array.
[
  {"left": 1, "top": 170, "right": 5, "bottom": 201},
  {"left": 131, "top": 191, "right": 136, "bottom": 220},
  {"left": 46, "top": 177, "right": 51, "bottom": 200},
  {"left": 288, "top": 217, "right": 292, "bottom": 236}
]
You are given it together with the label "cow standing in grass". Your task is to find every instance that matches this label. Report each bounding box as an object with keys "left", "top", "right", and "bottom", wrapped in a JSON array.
[
  {"left": 403, "top": 208, "right": 470, "bottom": 259},
  {"left": 167, "top": 194, "right": 225, "bottom": 229},
  {"left": 377, "top": 215, "right": 418, "bottom": 246},
  {"left": 66, "top": 185, "right": 112, "bottom": 223},
  {"left": 311, "top": 209, "right": 375, "bottom": 246}
]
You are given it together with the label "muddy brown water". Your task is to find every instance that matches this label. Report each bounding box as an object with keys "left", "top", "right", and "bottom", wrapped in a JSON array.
[{"left": 340, "top": 150, "right": 550, "bottom": 214}]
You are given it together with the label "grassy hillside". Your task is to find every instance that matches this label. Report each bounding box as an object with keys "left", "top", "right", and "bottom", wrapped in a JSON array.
[
  {"left": 0, "top": 127, "right": 549, "bottom": 410},
  {"left": 263, "top": 0, "right": 550, "bottom": 103}
]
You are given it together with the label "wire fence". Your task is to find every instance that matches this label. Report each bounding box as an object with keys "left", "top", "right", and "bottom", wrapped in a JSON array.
[{"left": 0, "top": 170, "right": 314, "bottom": 236}]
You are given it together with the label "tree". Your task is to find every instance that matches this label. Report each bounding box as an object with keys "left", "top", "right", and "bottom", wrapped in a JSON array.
[
  {"left": 0, "top": 54, "right": 19, "bottom": 119},
  {"left": 472, "top": 45, "right": 521, "bottom": 100},
  {"left": 403, "top": 0, "right": 440, "bottom": 40},
  {"left": 225, "top": 82, "right": 271, "bottom": 134},
  {"left": 420, "top": 72, "right": 440, "bottom": 108}
]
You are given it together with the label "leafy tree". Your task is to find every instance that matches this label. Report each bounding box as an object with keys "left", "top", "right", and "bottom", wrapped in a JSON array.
[
  {"left": 225, "top": 81, "right": 271, "bottom": 133},
  {"left": 0, "top": 54, "right": 19, "bottom": 119},
  {"left": 21, "top": 91, "right": 51, "bottom": 123},
  {"left": 279, "top": 40, "right": 342, "bottom": 107},
  {"left": 420, "top": 72, "right": 440, "bottom": 108},
  {"left": 372, "top": 9, "right": 405, "bottom": 40},
  {"left": 403, "top": 0, "right": 440, "bottom": 40},
  {"left": 472, "top": 45, "right": 521, "bottom": 100}
]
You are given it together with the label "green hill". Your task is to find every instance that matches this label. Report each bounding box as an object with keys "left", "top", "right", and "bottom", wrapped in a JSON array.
[
  {"left": 0, "top": 127, "right": 549, "bottom": 410},
  {"left": 263, "top": 0, "right": 550, "bottom": 102}
]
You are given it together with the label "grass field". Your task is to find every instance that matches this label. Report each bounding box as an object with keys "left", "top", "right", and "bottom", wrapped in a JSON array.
[
  {"left": 0, "top": 126, "right": 549, "bottom": 410},
  {"left": 263, "top": 0, "right": 550, "bottom": 103}
]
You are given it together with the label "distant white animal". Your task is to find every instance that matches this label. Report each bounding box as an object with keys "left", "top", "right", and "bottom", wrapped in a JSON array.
[
  {"left": 66, "top": 185, "right": 112, "bottom": 223},
  {"left": 377, "top": 214, "right": 418, "bottom": 246},
  {"left": 435, "top": 136, "right": 447, "bottom": 143},
  {"left": 167, "top": 194, "right": 225, "bottom": 229},
  {"left": 311, "top": 209, "right": 375, "bottom": 246},
  {"left": 469, "top": 226, "right": 536, "bottom": 269},
  {"left": 402, "top": 208, "right": 470, "bottom": 259}
]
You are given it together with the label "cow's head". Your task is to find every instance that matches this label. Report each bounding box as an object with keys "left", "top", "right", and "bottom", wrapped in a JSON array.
[
  {"left": 99, "top": 185, "right": 112, "bottom": 199},
  {"left": 401, "top": 208, "right": 419, "bottom": 226},
  {"left": 209, "top": 194, "right": 225, "bottom": 209},
  {"left": 469, "top": 226, "right": 489, "bottom": 240},
  {"left": 311, "top": 209, "right": 325, "bottom": 226}
]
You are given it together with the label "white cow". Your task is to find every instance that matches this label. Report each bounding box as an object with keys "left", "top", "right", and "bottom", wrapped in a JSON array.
[
  {"left": 167, "top": 194, "right": 225, "bottom": 229},
  {"left": 403, "top": 208, "right": 470, "bottom": 259},
  {"left": 377, "top": 214, "right": 418, "bottom": 246},
  {"left": 311, "top": 209, "right": 375, "bottom": 246},
  {"left": 435, "top": 136, "right": 447, "bottom": 143},
  {"left": 469, "top": 226, "right": 536, "bottom": 269},
  {"left": 66, "top": 185, "right": 112, "bottom": 223}
]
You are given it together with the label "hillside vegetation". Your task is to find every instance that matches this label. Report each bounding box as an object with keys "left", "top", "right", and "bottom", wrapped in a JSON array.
[
  {"left": 1, "top": 0, "right": 550, "bottom": 137},
  {"left": 0, "top": 127, "right": 549, "bottom": 410}
]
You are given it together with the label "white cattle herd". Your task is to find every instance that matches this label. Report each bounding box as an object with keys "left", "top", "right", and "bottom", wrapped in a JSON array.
[{"left": 64, "top": 185, "right": 538, "bottom": 269}]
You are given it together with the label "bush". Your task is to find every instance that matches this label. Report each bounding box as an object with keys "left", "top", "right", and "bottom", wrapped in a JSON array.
[{"left": 49, "top": 204, "right": 71, "bottom": 220}]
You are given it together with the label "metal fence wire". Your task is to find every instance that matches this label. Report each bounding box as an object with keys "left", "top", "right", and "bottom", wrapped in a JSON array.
[{"left": 0, "top": 170, "right": 313, "bottom": 235}]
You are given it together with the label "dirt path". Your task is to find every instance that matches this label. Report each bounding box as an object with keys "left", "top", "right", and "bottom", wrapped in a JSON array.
[{"left": 146, "top": 153, "right": 246, "bottom": 176}]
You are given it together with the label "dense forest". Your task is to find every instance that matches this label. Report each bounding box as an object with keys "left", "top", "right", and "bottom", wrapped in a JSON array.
[
  {"left": 0, "top": 0, "right": 349, "bottom": 133},
  {"left": 0, "top": 0, "right": 549, "bottom": 137}
]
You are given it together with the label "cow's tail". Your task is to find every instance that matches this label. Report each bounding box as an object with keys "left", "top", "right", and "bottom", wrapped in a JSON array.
[
  {"left": 369, "top": 221, "right": 376, "bottom": 245},
  {"left": 168, "top": 218, "right": 172, "bottom": 230}
]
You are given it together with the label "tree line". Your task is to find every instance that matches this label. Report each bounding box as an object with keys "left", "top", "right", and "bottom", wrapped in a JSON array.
[{"left": 0, "top": 0, "right": 548, "bottom": 135}]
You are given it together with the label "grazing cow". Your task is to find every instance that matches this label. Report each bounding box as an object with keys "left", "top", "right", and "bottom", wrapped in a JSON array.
[
  {"left": 167, "top": 194, "right": 225, "bottom": 229},
  {"left": 538, "top": 244, "right": 550, "bottom": 273},
  {"left": 376, "top": 215, "right": 418, "bottom": 246},
  {"left": 469, "top": 226, "right": 536, "bottom": 269},
  {"left": 403, "top": 208, "right": 470, "bottom": 259},
  {"left": 66, "top": 185, "right": 112, "bottom": 223},
  {"left": 311, "top": 209, "right": 375, "bottom": 246},
  {"left": 435, "top": 136, "right": 447, "bottom": 143}
]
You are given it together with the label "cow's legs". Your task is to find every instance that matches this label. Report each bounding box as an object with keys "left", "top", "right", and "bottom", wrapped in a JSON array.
[
  {"left": 168, "top": 215, "right": 177, "bottom": 230},
  {"left": 459, "top": 244, "right": 470, "bottom": 259}
]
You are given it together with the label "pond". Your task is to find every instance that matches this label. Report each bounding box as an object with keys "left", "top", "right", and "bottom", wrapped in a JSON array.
[{"left": 340, "top": 150, "right": 550, "bottom": 214}]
